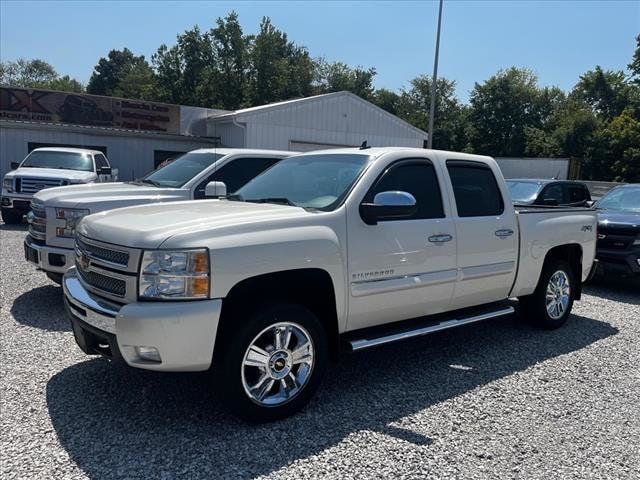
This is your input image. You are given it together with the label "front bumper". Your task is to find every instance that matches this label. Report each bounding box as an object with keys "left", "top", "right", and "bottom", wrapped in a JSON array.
[
  {"left": 1, "top": 194, "right": 32, "bottom": 212},
  {"left": 24, "top": 235, "right": 75, "bottom": 274},
  {"left": 596, "top": 247, "right": 640, "bottom": 276},
  {"left": 63, "top": 268, "right": 222, "bottom": 372}
]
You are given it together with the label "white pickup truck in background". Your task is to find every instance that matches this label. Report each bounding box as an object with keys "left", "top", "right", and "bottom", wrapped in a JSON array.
[
  {"left": 25, "top": 149, "right": 293, "bottom": 283},
  {"left": 1, "top": 147, "right": 117, "bottom": 224},
  {"left": 62, "top": 147, "right": 597, "bottom": 421}
]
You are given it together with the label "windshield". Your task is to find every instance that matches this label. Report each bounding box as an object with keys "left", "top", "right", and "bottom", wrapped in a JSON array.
[
  {"left": 234, "top": 153, "right": 370, "bottom": 210},
  {"left": 142, "top": 152, "right": 224, "bottom": 188},
  {"left": 596, "top": 186, "right": 640, "bottom": 213},
  {"left": 506, "top": 180, "right": 542, "bottom": 203},
  {"left": 21, "top": 151, "right": 94, "bottom": 172}
]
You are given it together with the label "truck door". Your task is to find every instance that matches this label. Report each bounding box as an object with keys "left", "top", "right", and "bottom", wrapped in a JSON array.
[
  {"left": 346, "top": 158, "right": 457, "bottom": 330},
  {"left": 445, "top": 160, "right": 518, "bottom": 309},
  {"left": 94, "top": 154, "right": 112, "bottom": 182}
]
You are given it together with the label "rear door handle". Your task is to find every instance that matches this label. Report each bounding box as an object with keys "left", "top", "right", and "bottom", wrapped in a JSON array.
[
  {"left": 495, "top": 229, "right": 514, "bottom": 238},
  {"left": 428, "top": 234, "right": 453, "bottom": 243}
]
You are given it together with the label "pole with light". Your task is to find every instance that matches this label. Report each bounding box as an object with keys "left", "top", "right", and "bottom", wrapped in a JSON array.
[{"left": 427, "top": 0, "right": 444, "bottom": 149}]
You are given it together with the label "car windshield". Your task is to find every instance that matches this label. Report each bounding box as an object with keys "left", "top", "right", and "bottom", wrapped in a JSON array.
[
  {"left": 233, "top": 153, "right": 370, "bottom": 210},
  {"left": 596, "top": 186, "right": 640, "bottom": 213},
  {"left": 21, "top": 151, "right": 94, "bottom": 172},
  {"left": 506, "top": 180, "right": 542, "bottom": 203},
  {"left": 141, "top": 152, "right": 224, "bottom": 188}
]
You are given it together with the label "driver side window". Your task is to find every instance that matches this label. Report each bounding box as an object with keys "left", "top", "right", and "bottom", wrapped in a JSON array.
[
  {"left": 194, "top": 157, "right": 281, "bottom": 199},
  {"left": 367, "top": 160, "right": 445, "bottom": 220}
]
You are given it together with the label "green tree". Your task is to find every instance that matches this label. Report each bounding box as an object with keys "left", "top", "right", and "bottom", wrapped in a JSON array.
[
  {"left": 314, "top": 59, "right": 376, "bottom": 99},
  {"left": 570, "top": 66, "right": 631, "bottom": 120},
  {"left": 46, "top": 75, "right": 84, "bottom": 93},
  {"left": 246, "top": 17, "right": 314, "bottom": 105},
  {"left": 87, "top": 48, "right": 155, "bottom": 98},
  {"left": 371, "top": 88, "right": 402, "bottom": 115},
  {"left": 112, "top": 62, "right": 159, "bottom": 100},
  {"left": 396, "top": 75, "right": 470, "bottom": 151},
  {"left": 469, "top": 67, "right": 558, "bottom": 157},
  {"left": 210, "top": 11, "right": 248, "bottom": 109},
  {"left": 0, "top": 58, "right": 57, "bottom": 87},
  {"left": 628, "top": 34, "right": 640, "bottom": 84}
]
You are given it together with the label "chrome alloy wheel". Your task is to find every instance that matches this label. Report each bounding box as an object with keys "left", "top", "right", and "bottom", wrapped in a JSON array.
[
  {"left": 241, "top": 322, "right": 314, "bottom": 406},
  {"left": 545, "top": 270, "right": 571, "bottom": 320}
]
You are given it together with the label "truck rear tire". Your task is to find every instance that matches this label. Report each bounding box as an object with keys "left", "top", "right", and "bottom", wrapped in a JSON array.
[
  {"left": 519, "top": 259, "right": 575, "bottom": 329},
  {"left": 215, "top": 303, "right": 328, "bottom": 422},
  {"left": 1, "top": 208, "right": 23, "bottom": 225}
]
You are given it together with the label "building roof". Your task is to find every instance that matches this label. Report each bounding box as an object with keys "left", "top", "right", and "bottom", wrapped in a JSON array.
[{"left": 209, "top": 91, "right": 427, "bottom": 137}]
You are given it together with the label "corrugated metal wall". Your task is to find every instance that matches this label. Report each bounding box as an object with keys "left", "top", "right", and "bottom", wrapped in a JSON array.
[
  {"left": 211, "top": 92, "right": 427, "bottom": 151},
  {"left": 496, "top": 158, "right": 570, "bottom": 180},
  {"left": 1, "top": 123, "right": 217, "bottom": 180}
]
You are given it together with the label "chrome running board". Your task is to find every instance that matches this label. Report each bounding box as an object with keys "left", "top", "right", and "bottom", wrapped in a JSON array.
[{"left": 349, "top": 306, "right": 515, "bottom": 351}]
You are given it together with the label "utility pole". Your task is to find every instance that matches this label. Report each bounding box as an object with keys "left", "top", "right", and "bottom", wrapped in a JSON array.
[{"left": 427, "top": 0, "right": 444, "bottom": 149}]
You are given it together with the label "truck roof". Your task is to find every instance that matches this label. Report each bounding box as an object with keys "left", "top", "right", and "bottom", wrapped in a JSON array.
[
  {"left": 187, "top": 148, "right": 296, "bottom": 157},
  {"left": 31, "top": 147, "right": 104, "bottom": 155},
  {"left": 293, "top": 146, "right": 494, "bottom": 163}
]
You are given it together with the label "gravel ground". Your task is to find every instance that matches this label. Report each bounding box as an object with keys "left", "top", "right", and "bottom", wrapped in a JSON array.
[{"left": 1, "top": 222, "right": 639, "bottom": 480}]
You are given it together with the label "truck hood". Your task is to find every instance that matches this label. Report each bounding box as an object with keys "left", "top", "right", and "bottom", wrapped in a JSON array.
[
  {"left": 77, "top": 200, "right": 314, "bottom": 249},
  {"left": 34, "top": 182, "right": 186, "bottom": 210},
  {"left": 5, "top": 167, "right": 95, "bottom": 182},
  {"left": 597, "top": 211, "right": 640, "bottom": 232}
]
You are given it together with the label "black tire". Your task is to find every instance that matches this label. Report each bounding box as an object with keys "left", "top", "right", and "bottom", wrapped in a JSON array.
[
  {"left": 1, "top": 208, "right": 23, "bottom": 224},
  {"left": 46, "top": 272, "right": 63, "bottom": 285},
  {"left": 519, "top": 258, "right": 575, "bottom": 329},
  {"left": 215, "top": 303, "right": 328, "bottom": 422}
]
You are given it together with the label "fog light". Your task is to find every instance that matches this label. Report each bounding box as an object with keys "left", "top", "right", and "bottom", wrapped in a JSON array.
[
  {"left": 135, "top": 346, "right": 161, "bottom": 363},
  {"left": 1, "top": 198, "right": 11, "bottom": 206}
]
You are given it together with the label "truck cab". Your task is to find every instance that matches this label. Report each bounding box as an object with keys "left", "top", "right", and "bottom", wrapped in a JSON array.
[{"left": 1, "top": 147, "right": 116, "bottom": 224}]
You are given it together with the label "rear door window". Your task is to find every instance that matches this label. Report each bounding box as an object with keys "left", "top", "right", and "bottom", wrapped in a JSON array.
[
  {"left": 566, "top": 184, "right": 589, "bottom": 204},
  {"left": 539, "top": 183, "right": 565, "bottom": 205},
  {"left": 446, "top": 161, "right": 504, "bottom": 217},
  {"left": 94, "top": 154, "right": 108, "bottom": 170}
]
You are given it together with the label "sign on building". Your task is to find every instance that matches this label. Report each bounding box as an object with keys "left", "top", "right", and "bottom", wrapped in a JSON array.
[{"left": 0, "top": 87, "right": 180, "bottom": 134}]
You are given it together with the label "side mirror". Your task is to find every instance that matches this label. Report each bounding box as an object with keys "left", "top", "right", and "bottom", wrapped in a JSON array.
[
  {"left": 360, "top": 191, "right": 417, "bottom": 225},
  {"left": 205, "top": 181, "right": 227, "bottom": 198},
  {"left": 98, "top": 166, "right": 112, "bottom": 175},
  {"left": 10, "top": 162, "right": 20, "bottom": 170},
  {"left": 586, "top": 200, "right": 595, "bottom": 208},
  {"left": 542, "top": 198, "right": 559, "bottom": 206}
]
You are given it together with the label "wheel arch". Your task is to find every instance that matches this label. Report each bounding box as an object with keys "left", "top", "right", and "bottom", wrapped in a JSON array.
[
  {"left": 542, "top": 243, "right": 583, "bottom": 299},
  {"left": 215, "top": 268, "right": 341, "bottom": 359}
]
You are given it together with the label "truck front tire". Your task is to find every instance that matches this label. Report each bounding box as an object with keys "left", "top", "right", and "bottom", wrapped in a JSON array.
[
  {"left": 1, "top": 208, "right": 23, "bottom": 225},
  {"left": 519, "top": 259, "right": 575, "bottom": 329},
  {"left": 216, "top": 303, "right": 328, "bottom": 422}
]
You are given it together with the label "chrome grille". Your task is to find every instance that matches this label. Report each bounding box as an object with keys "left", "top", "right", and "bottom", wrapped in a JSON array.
[
  {"left": 19, "top": 177, "right": 65, "bottom": 194},
  {"left": 76, "top": 236, "right": 129, "bottom": 267},
  {"left": 28, "top": 201, "right": 47, "bottom": 240},
  {"left": 77, "top": 268, "right": 126, "bottom": 297}
]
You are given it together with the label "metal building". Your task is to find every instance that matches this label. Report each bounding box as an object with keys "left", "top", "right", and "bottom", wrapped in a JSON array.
[
  {"left": 1, "top": 88, "right": 428, "bottom": 181},
  {"left": 208, "top": 91, "right": 428, "bottom": 152}
]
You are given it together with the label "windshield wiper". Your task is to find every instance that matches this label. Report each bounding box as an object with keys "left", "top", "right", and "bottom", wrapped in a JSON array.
[
  {"left": 140, "top": 178, "right": 161, "bottom": 187},
  {"left": 226, "top": 194, "right": 244, "bottom": 201},
  {"left": 246, "top": 197, "right": 297, "bottom": 206}
]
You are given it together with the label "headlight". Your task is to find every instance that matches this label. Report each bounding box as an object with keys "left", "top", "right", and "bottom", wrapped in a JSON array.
[
  {"left": 55, "top": 208, "right": 90, "bottom": 238},
  {"left": 139, "top": 249, "right": 210, "bottom": 299},
  {"left": 3, "top": 178, "right": 13, "bottom": 192}
]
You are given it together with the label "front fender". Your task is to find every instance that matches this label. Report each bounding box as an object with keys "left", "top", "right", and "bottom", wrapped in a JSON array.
[{"left": 209, "top": 226, "right": 347, "bottom": 330}]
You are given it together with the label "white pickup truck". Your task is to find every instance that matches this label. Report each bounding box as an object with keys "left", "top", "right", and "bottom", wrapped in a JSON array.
[
  {"left": 25, "top": 148, "right": 293, "bottom": 283},
  {"left": 2, "top": 147, "right": 116, "bottom": 224},
  {"left": 62, "top": 147, "right": 597, "bottom": 421}
]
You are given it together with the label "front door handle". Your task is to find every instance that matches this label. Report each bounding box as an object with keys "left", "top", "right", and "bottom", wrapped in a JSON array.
[
  {"left": 495, "top": 229, "right": 514, "bottom": 238},
  {"left": 428, "top": 234, "right": 453, "bottom": 243}
]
